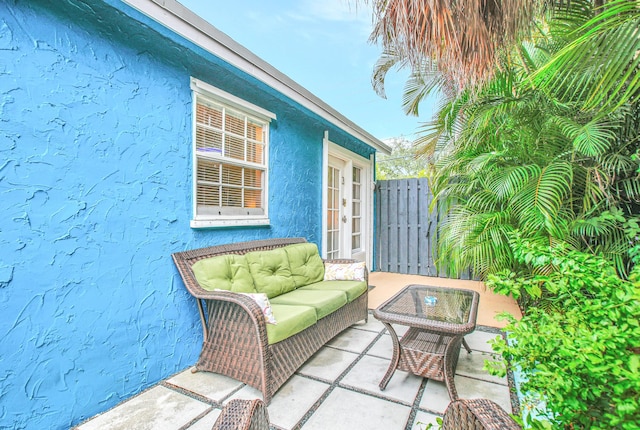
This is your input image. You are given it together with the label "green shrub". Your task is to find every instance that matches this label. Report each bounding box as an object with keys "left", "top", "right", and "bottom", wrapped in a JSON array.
[{"left": 487, "top": 238, "right": 640, "bottom": 429}]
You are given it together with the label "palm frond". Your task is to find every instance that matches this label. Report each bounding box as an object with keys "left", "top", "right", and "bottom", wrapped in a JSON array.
[
  {"left": 401, "top": 62, "right": 445, "bottom": 116},
  {"left": 487, "top": 165, "right": 542, "bottom": 200},
  {"left": 533, "top": 0, "right": 640, "bottom": 112},
  {"left": 510, "top": 161, "right": 573, "bottom": 234},
  {"left": 371, "top": 49, "right": 405, "bottom": 98},
  {"left": 552, "top": 116, "right": 617, "bottom": 157}
]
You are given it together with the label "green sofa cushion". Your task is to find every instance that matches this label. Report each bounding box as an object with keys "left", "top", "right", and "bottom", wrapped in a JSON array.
[
  {"left": 191, "top": 254, "right": 257, "bottom": 293},
  {"left": 267, "top": 304, "right": 317, "bottom": 344},
  {"left": 285, "top": 243, "right": 325, "bottom": 287},
  {"left": 299, "top": 280, "right": 368, "bottom": 303},
  {"left": 245, "top": 248, "right": 296, "bottom": 298},
  {"left": 270, "top": 290, "right": 348, "bottom": 320}
]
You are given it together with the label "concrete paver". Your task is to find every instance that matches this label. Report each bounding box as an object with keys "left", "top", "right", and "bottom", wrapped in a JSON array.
[
  {"left": 302, "top": 387, "right": 412, "bottom": 430},
  {"left": 166, "top": 368, "right": 244, "bottom": 402},
  {"left": 326, "top": 327, "right": 379, "bottom": 353},
  {"left": 298, "top": 346, "right": 360, "bottom": 382},
  {"left": 229, "top": 375, "right": 330, "bottom": 430},
  {"left": 340, "top": 354, "right": 423, "bottom": 404},
  {"left": 76, "top": 386, "right": 210, "bottom": 430}
]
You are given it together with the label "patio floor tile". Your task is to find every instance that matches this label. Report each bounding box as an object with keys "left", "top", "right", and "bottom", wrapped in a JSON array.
[
  {"left": 76, "top": 386, "right": 210, "bottom": 430},
  {"left": 166, "top": 367, "right": 244, "bottom": 401},
  {"left": 464, "top": 330, "right": 502, "bottom": 354},
  {"left": 456, "top": 376, "right": 513, "bottom": 413},
  {"left": 351, "top": 317, "right": 386, "bottom": 333},
  {"left": 326, "top": 327, "right": 380, "bottom": 353},
  {"left": 419, "top": 376, "right": 512, "bottom": 415},
  {"left": 419, "top": 379, "right": 452, "bottom": 414},
  {"left": 340, "top": 355, "right": 423, "bottom": 404},
  {"left": 365, "top": 333, "right": 394, "bottom": 360},
  {"left": 456, "top": 351, "right": 508, "bottom": 385},
  {"left": 229, "top": 375, "right": 330, "bottom": 430},
  {"left": 297, "top": 346, "right": 360, "bottom": 382},
  {"left": 390, "top": 323, "right": 409, "bottom": 336},
  {"left": 184, "top": 409, "right": 222, "bottom": 430},
  {"left": 412, "top": 410, "right": 441, "bottom": 430},
  {"left": 302, "top": 387, "right": 412, "bottom": 430}
]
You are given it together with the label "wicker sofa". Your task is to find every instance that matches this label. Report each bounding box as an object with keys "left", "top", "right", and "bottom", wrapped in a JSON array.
[{"left": 172, "top": 238, "right": 369, "bottom": 404}]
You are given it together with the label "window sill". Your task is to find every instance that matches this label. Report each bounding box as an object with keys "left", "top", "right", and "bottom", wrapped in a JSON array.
[{"left": 190, "top": 218, "right": 271, "bottom": 229}]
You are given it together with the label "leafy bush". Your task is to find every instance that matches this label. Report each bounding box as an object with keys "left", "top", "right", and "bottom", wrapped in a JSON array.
[{"left": 487, "top": 237, "right": 640, "bottom": 429}]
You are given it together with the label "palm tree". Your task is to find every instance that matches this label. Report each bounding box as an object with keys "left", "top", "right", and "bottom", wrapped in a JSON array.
[{"left": 365, "top": 0, "right": 545, "bottom": 91}]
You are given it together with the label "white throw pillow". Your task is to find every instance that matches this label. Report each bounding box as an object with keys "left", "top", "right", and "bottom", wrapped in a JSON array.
[{"left": 323, "top": 262, "right": 366, "bottom": 282}]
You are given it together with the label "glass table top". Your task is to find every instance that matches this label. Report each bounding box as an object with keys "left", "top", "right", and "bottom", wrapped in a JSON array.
[{"left": 375, "top": 284, "right": 478, "bottom": 326}]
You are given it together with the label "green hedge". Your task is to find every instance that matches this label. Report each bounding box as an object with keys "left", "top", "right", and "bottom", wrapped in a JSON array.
[{"left": 486, "top": 238, "right": 640, "bottom": 429}]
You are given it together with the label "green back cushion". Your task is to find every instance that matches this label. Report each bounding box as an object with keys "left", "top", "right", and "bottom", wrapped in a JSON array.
[
  {"left": 191, "top": 254, "right": 257, "bottom": 293},
  {"left": 245, "top": 248, "right": 296, "bottom": 298},
  {"left": 285, "top": 243, "right": 325, "bottom": 287}
]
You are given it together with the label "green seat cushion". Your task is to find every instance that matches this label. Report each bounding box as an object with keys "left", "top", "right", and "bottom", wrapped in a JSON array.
[
  {"left": 245, "top": 248, "right": 296, "bottom": 298},
  {"left": 284, "top": 243, "right": 325, "bottom": 287},
  {"left": 267, "top": 304, "right": 317, "bottom": 344},
  {"left": 300, "top": 280, "right": 368, "bottom": 303},
  {"left": 270, "top": 290, "right": 347, "bottom": 320},
  {"left": 191, "top": 254, "right": 257, "bottom": 293}
]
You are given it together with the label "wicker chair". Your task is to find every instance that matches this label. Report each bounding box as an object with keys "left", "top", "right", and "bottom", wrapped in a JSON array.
[
  {"left": 442, "top": 398, "right": 521, "bottom": 429},
  {"left": 212, "top": 398, "right": 519, "bottom": 429},
  {"left": 212, "top": 399, "right": 270, "bottom": 430}
]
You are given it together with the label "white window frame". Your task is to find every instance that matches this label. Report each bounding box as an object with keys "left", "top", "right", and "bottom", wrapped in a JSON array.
[{"left": 190, "top": 78, "right": 275, "bottom": 228}]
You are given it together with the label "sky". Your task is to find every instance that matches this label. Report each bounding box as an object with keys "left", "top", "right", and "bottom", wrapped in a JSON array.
[{"left": 178, "top": 0, "right": 439, "bottom": 141}]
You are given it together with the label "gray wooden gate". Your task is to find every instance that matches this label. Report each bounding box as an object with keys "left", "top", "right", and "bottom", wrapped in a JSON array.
[{"left": 374, "top": 178, "right": 471, "bottom": 278}]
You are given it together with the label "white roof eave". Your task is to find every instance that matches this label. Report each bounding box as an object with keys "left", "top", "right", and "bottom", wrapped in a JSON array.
[{"left": 122, "top": 0, "right": 392, "bottom": 155}]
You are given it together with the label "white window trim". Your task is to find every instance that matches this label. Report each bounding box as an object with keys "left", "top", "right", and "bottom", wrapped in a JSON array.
[{"left": 190, "top": 77, "right": 274, "bottom": 228}]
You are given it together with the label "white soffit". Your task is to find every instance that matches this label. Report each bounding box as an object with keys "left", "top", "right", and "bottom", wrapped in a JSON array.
[{"left": 122, "top": 0, "right": 392, "bottom": 155}]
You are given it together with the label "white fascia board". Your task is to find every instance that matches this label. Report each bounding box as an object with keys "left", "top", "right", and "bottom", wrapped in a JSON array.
[{"left": 122, "top": 0, "right": 392, "bottom": 155}]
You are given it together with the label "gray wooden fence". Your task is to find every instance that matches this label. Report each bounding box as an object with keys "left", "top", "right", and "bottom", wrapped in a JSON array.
[{"left": 374, "top": 178, "right": 472, "bottom": 279}]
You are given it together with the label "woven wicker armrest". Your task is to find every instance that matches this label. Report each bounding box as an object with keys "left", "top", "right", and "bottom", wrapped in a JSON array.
[
  {"left": 212, "top": 399, "right": 270, "bottom": 430},
  {"left": 442, "top": 399, "right": 521, "bottom": 430},
  {"left": 193, "top": 290, "right": 270, "bottom": 347}
]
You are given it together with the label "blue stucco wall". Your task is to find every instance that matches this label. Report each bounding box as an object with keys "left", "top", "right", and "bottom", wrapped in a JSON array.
[{"left": 0, "top": 1, "right": 375, "bottom": 428}]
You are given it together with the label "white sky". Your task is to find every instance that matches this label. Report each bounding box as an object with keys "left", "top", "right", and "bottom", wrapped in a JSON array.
[{"left": 177, "top": 0, "right": 438, "bottom": 141}]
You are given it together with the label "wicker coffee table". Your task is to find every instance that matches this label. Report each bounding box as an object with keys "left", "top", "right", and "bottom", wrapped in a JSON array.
[{"left": 373, "top": 284, "right": 480, "bottom": 400}]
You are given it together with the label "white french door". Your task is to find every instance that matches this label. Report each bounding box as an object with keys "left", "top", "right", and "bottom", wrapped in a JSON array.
[
  {"left": 323, "top": 136, "right": 372, "bottom": 265},
  {"left": 326, "top": 156, "right": 346, "bottom": 260}
]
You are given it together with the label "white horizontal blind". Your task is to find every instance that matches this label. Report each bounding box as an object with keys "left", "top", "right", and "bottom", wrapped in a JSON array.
[{"left": 194, "top": 94, "right": 268, "bottom": 218}]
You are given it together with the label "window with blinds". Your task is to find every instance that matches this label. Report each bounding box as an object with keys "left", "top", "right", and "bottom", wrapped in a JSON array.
[{"left": 191, "top": 79, "right": 274, "bottom": 227}]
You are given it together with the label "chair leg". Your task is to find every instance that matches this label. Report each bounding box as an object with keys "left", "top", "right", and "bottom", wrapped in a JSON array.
[{"left": 462, "top": 337, "right": 472, "bottom": 353}]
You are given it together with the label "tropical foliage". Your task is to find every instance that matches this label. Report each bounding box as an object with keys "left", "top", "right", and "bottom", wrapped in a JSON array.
[
  {"left": 370, "top": 0, "right": 640, "bottom": 279},
  {"left": 365, "top": 2, "right": 640, "bottom": 428},
  {"left": 486, "top": 237, "right": 640, "bottom": 429},
  {"left": 376, "top": 137, "right": 429, "bottom": 179}
]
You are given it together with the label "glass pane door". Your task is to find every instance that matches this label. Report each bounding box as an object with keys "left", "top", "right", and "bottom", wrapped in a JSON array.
[
  {"left": 326, "top": 163, "right": 342, "bottom": 260},
  {"left": 351, "top": 166, "right": 362, "bottom": 253}
]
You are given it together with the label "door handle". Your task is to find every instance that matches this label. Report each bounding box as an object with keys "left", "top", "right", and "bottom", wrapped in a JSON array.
[{"left": 342, "top": 215, "right": 347, "bottom": 223}]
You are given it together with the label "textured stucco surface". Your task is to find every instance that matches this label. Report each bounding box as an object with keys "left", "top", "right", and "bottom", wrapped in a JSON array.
[{"left": 0, "top": 1, "right": 375, "bottom": 429}]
